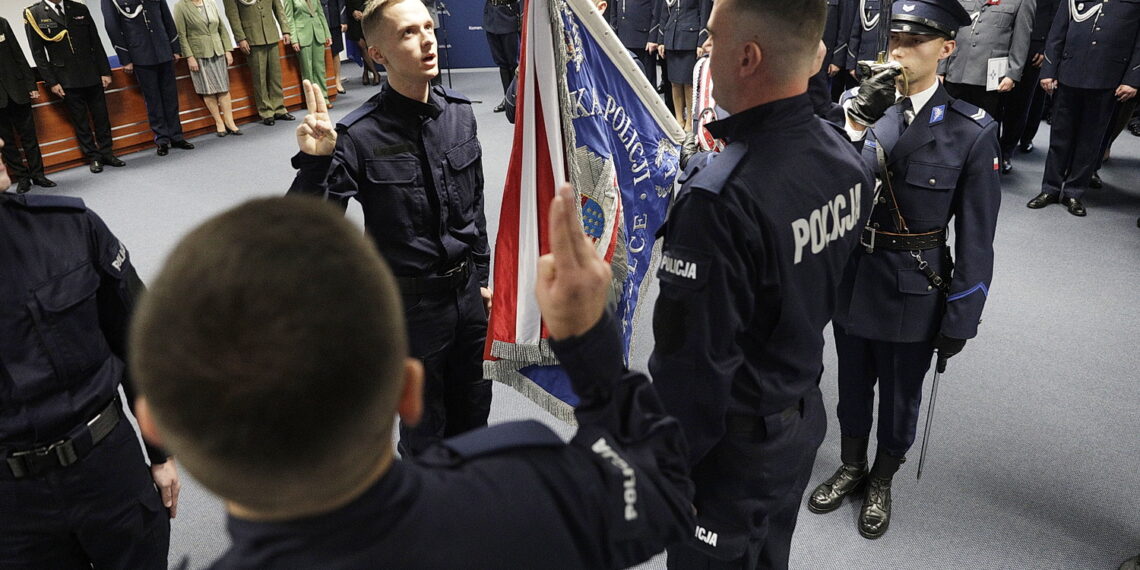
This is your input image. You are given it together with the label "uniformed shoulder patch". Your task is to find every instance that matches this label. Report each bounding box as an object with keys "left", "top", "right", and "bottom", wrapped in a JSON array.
[
  {"left": 839, "top": 87, "right": 859, "bottom": 105},
  {"left": 436, "top": 86, "right": 472, "bottom": 105},
  {"left": 416, "top": 420, "right": 563, "bottom": 467},
  {"left": 950, "top": 99, "right": 994, "bottom": 127},
  {"left": 656, "top": 245, "right": 709, "bottom": 291},
  {"left": 13, "top": 194, "right": 87, "bottom": 211},
  {"left": 687, "top": 143, "right": 747, "bottom": 197},
  {"left": 337, "top": 96, "right": 381, "bottom": 129}
]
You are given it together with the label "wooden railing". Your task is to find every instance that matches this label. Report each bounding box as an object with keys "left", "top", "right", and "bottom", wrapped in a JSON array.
[{"left": 32, "top": 43, "right": 337, "bottom": 173}]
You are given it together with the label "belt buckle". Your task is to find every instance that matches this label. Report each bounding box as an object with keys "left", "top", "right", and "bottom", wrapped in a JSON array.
[
  {"left": 443, "top": 260, "right": 467, "bottom": 277},
  {"left": 11, "top": 439, "right": 78, "bottom": 468},
  {"left": 861, "top": 227, "right": 877, "bottom": 253}
]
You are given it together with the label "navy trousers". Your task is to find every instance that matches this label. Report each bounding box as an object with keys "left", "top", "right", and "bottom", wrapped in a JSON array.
[
  {"left": 133, "top": 62, "right": 185, "bottom": 145},
  {"left": 0, "top": 419, "right": 170, "bottom": 569},
  {"left": 1040, "top": 84, "right": 1116, "bottom": 200},
  {"left": 485, "top": 31, "right": 520, "bottom": 95},
  {"left": 666, "top": 387, "right": 826, "bottom": 570},
  {"left": 397, "top": 272, "right": 492, "bottom": 457},
  {"left": 834, "top": 327, "right": 934, "bottom": 458}
]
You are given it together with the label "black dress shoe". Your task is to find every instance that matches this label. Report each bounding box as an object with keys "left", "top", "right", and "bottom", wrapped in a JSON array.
[
  {"left": 493, "top": 101, "right": 506, "bottom": 113},
  {"left": 1019, "top": 142, "right": 1033, "bottom": 153},
  {"left": 157, "top": 144, "right": 170, "bottom": 156},
  {"left": 262, "top": 117, "right": 276, "bottom": 126},
  {"left": 274, "top": 112, "right": 296, "bottom": 121},
  {"left": 32, "top": 176, "right": 57, "bottom": 187},
  {"left": 808, "top": 463, "right": 868, "bottom": 514},
  {"left": 171, "top": 140, "right": 195, "bottom": 150},
  {"left": 1062, "top": 196, "right": 1087, "bottom": 217},
  {"left": 1089, "top": 172, "right": 1102, "bottom": 189},
  {"left": 16, "top": 178, "right": 32, "bottom": 194},
  {"left": 103, "top": 156, "right": 126, "bottom": 167},
  {"left": 1001, "top": 159, "right": 1012, "bottom": 174},
  {"left": 216, "top": 130, "right": 229, "bottom": 137},
  {"left": 858, "top": 477, "right": 893, "bottom": 539},
  {"left": 90, "top": 160, "right": 104, "bottom": 173},
  {"left": 1026, "top": 192, "right": 1059, "bottom": 209}
]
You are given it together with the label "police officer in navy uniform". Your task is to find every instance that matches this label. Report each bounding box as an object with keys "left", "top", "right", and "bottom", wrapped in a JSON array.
[
  {"left": 289, "top": 0, "right": 493, "bottom": 457},
  {"left": 128, "top": 190, "right": 695, "bottom": 569},
  {"left": 607, "top": 0, "right": 661, "bottom": 88},
  {"left": 24, "top": 0, "right": 126, "bottom": 174},
  {"left": 649, "top": 0, "right": 873, "bottom": 567},
  {"left": 101, "top": 0, "right": 194, "bottom": 155},
  {"left": 483, "top": 0, "right": 520, "bottom": 112},
  {"left": 0, "top": 138, "right": 179, "bottom": 568},
  {"left": 809, "top": 0, "right": 1000, "bottom": 540},
  {"left": 0, "top": 15, "right": 54, "bottom": 195},
  {"left": 1028, "top": 0, "right": 1140, "bottom": 216},
  {"left": 1000, "top": 0, "right": 1061, "bottom": 162},
  {"left": 846, "top": 0, "right": 886, "bottom": 79}
]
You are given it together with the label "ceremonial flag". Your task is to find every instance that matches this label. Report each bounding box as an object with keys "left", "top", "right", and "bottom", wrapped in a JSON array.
[{"left": 484, "top": 0, "right": 684, "bottom": 421}]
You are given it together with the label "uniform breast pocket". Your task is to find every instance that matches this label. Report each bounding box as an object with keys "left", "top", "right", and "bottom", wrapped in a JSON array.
[
  {"left": 903, "top": 161, "right": 958, "bottom": 219},
  {"left": 986, "top": 5, "right": 1017, "bottom": 28},
  {"left": 445, "top": 136, "right": 482, "bottom": 213},
  {"left": 364, "top": 157, "right": 428, "bottom": 237},
  {"left": 897, "top": 268, "right": 937, "bottom": 296},
  {"left": 32, "top": 263, "right": 112, "bottom": 381}
]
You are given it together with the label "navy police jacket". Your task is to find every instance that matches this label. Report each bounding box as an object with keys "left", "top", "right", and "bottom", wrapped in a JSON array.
[
  {"left": 482, "top": 0, "right": 520, "bottom": 35},
  {"left": 210, "top": 312, "right": 694, "bottom": 569},
  {"left": 846, "top": 0, "right": 885, "bottom": 70},
  {"left": 608, "top": 0, "right": 661, "bottom": 50},
  {"left": 654, "top": 0, "right": 711, "bottom": 51},
  {"left": 0, "top": 194, "right": 165, "bottom": 463},
  {"left": 289, "top": 84, "right": 490, "bottom": 286},
  {"left": 101, "top": 0, "right": 181, "bottom": 66},
  {"left": 648, "top": 94, "right": 874, "bottom": 466},
  {"left": 835, "top": 84, "right": 1001, "bottom": 344},
  {"left": 1041, "top": 0, "right": 1140, "bottom": 90}
]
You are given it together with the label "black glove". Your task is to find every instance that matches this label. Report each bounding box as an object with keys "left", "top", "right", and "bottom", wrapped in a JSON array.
[
  {"left": 679, "top": 131, "right": 700, "bottom": 170},
  {"left": 846, "top": 61, "right": 903, "bottom": 127},
  {"left": 932, "top": 333, "right": 967, "bottom": 373}
]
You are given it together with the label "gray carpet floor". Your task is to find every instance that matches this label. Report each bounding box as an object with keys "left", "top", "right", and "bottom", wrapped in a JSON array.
[{"left": 28, "top": 68, "right": 1139, "bottom": 569}]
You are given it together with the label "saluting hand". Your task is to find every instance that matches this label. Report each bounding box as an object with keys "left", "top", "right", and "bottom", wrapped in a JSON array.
[
  {"left": 297, "top": 79, "right": 337, "bottom": 156},
  {"left": 535, "top": 184, "right": 612, "bottom": 340},
  {"left": 151, "top": 458, "right": 181, "bottom": 519}
]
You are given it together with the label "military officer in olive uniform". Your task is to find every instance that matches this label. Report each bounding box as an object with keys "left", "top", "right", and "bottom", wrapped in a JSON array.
[
  {"left": 24, "top": 0, "right": 126, "bottom": 173},
  {"left": 224, "top": 0, "right": 295, "bottom": 124},
  {"left": 1028, "top": 0, "right": 1140, "bottom": 216},
  {"left": 102, "top": 0, "right": 195, "bottom": 155},
  {"left": 810, "top": 0, "right": 1001, "bottom": 540},
  {"left": 0, "top": 16, "right": 54, "bottom": 194}
]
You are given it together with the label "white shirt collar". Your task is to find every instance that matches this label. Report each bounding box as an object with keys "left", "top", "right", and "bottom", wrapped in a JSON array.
[
  {"left": 45, "top": 0, "right": 64, "bottom": 14},
  {"left": 896, "top": 80, "right": 940, "bottom": 117}
]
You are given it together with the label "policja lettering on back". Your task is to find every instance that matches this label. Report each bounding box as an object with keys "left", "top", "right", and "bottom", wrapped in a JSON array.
[{"left": 791, "top": 182, "right": 863, "bottom": 264}]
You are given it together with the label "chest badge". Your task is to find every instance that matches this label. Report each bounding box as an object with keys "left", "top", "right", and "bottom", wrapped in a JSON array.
[{"left": 929, "top": 104, "right": 946, "bottom": 124}]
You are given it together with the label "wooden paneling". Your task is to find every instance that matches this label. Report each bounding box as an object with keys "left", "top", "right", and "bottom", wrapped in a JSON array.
[{"left": 32, "top": 43, "right": 337, "bottom": 172}]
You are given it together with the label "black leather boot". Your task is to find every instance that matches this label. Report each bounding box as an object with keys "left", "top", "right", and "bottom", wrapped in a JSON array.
[
  {"left": 808, "top": 436, "right": 868, "bottom": 514},
  {"left": 859, "top": 451, "right": 904, "bottom": 539}
]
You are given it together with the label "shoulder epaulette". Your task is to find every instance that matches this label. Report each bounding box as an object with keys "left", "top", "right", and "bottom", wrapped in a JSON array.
[
  {"left": 336, "top": 94, "right": 382, "bottom": 130},
  {"left": 436, "top": 85, "right": 472, "bottom": 104},
  {"left": 950, "top": 98, "right": 994, "bottom": 128},
  {"left": 416, "top": 420, "right": 563, "bottom": 467},
  {"left": 688, "top": 143, "right": 748, "bottom": 196},
  {"left": 839, "top": 87, "right": 859, "bottom": 105},
  {"left": 12, "top": 194, "right": 87, "bottom": 211}
]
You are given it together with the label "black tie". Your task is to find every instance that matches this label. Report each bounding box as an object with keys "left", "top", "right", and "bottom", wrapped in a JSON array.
[
  {"left": 52, "top": 2, "right": 64, "bottom": 19},
  {"left": 899, "top": 97, "right": 915, "bottom": 127}
]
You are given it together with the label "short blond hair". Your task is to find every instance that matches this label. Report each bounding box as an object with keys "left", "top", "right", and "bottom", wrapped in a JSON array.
[{"left": 361, "top": 0, "right": 413, "bottom": 45}]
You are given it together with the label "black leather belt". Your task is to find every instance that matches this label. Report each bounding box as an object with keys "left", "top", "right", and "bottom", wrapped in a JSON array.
[
  {"left": 3, "top": 397, "right": 122, "bottom": 479},
  {"left": 861, "top": 226, "right": 947, "bottom": 252},
  {"left": 396, "top": 259, "right": 470, "bottom": 297},
  {"left": 725, "top": 398, "right": 805, "bottom": 442}
]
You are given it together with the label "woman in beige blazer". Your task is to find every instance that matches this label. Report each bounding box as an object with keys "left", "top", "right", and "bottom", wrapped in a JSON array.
[{"left": 174, "top": 0, "right": 242, "bottom": 136}]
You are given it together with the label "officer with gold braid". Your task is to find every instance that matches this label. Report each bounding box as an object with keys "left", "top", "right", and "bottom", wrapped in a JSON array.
[{"left": 24, "top": 0, "right": 126, "bottom": 173}]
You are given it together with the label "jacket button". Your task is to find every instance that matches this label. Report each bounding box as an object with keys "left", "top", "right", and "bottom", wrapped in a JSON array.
[
  {"left": 929, "top": 178, "right": 937, "bottom": 185},
  {"left": 1092, "top": 41, "right": 1097, "bottom": 45},
  {"left": 927, "top": 285, "right": 933, "bottom": 291}
]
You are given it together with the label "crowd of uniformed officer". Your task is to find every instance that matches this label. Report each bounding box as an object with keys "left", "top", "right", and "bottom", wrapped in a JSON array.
[{"left": 2, "top": 0, "right": 1139, "bottom": 568}]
